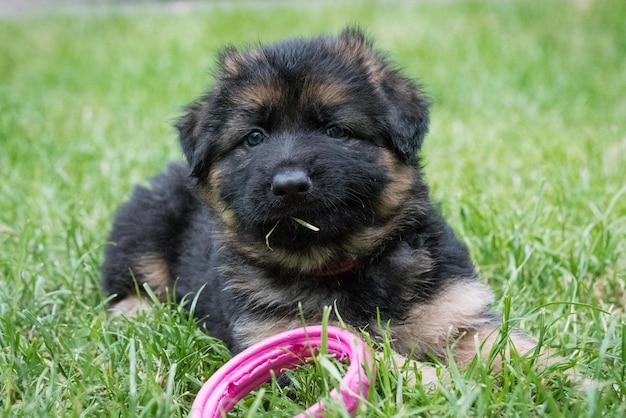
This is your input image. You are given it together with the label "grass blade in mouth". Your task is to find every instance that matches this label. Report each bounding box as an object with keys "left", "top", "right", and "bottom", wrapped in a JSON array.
[
  {"left": 265, "top": 218, "right": 319, "bottom": 250},
  {"left": 265, "top": 221, "right": 279, "bottom": 250},
  {"left": 291, "top": 217, "right": 320, "bottom": 232}
]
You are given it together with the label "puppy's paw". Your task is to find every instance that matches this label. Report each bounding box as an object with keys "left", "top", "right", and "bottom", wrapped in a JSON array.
[{"left": 108, "top": 294, "right": 152, "bottom": 317}]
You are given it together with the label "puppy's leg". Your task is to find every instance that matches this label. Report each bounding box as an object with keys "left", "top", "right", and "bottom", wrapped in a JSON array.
[
  {"left": 453, "top": 325, "right": 590, "bottom": 387},
  {"left": 452, "top": 326, "right": 539, "bottom": 369},
  {"left": 102, "top": 163, "right": 193, "bottom": 316},
  {"left": 105, "top": 254, "right": 171, "bottom": 317},
  {"left": 389, "top": 328, "right": 540, "bottom": 386},
  {"left": 387, "top": 280, "right": 581, "bottom": 386}
]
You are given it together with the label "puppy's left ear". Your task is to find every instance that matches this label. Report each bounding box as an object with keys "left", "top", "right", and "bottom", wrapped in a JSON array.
[
  {"left": 336, "top": 28, "right": 428, "bottom": 165},
  {"left": 380, "top": 74, "right": 430, "bottom": 165},
  {"left": 176, "top": 94, "right": 216, "bottom": 180}
]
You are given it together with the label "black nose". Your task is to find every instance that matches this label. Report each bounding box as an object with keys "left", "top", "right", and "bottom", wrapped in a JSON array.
[{"left": 271, "top": 168, "right": 312, "bottom": 199}]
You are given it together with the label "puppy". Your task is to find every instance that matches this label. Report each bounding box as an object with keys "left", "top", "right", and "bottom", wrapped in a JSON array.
[{"left": 102, "top": 28, "right": 541, "bottom": 382}]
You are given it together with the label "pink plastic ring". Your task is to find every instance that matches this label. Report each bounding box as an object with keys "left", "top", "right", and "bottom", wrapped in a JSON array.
[{"left": 191, "top": 325, "right": 375, "bottom": 418}]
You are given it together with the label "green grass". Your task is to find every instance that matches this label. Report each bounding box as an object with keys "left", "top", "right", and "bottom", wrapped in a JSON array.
[{"left": 1, "top": 0, "right": 625, "bottom": 416}]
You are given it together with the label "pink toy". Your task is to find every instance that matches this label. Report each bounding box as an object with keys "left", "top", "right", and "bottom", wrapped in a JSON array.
[{"left": 191, "top": 325, "right": 375, "bottom": 418}]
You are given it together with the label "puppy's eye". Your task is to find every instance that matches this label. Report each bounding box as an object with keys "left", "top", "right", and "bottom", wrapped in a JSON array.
[
  {"left": 244, "top": 130, "right": 266, "bottom": 147},
  {"left": 325, "top": 126, "right": 349, "bottom": 139}
]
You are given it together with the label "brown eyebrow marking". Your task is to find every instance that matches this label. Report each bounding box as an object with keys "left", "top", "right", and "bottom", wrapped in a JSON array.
[
  {"left": 230, "top": 81, "right": 283, "bottom": 108},
  {"left": 301, "top": 80, "right": 349, "bottom": 106}
]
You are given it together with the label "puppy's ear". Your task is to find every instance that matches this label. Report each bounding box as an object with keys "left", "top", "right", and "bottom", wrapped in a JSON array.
[
  {"left": 336, "top": 27, "right": 430, "bottom": 165},
  {"left": 176, "top": 95, "right": 215, "bottom": 179},
  {"left": 380, "top": 74, "right": 430, "bottom": 165}
]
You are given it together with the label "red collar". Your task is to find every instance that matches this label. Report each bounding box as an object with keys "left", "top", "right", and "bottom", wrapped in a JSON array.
[{"left": 310, "top": 259, "right": 358, "bottom": 277}]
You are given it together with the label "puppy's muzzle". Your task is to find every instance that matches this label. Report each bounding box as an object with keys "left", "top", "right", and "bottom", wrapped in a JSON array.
[{"left": 271, "top": 168, "right": 312, "bottom": 201}]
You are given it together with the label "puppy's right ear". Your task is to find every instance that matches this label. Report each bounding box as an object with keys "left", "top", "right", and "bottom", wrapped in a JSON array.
[{"left": 176, "top": 95, "right": 215, "bottom": 180}]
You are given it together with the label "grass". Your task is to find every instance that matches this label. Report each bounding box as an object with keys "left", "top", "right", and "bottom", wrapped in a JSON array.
[{"left": 1, "top": 0, "right": 625, "bottom": 416}]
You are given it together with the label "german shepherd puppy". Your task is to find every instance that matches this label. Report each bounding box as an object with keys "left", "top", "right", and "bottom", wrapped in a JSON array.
[{"left": 102, "top": 28, "right": 540, "bottom": 380}]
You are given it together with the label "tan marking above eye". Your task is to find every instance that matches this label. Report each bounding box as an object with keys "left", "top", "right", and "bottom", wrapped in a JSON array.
[
  {"left": 231, "top": 82, "right": 283, "bottom": 108},
  {"left": 301, "top": 80, "right": 349, "bottom": 106}
]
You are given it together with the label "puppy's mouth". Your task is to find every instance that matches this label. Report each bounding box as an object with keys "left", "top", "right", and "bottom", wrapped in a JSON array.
[
  {"left": 240, "top": 166, "right": 377, "bottom": 250},
  {"left": 255, "top": 168, "right": 329, "bottom": 241},
  {"left": 261, "top": 214, "right": 324, "bottom": 244}
]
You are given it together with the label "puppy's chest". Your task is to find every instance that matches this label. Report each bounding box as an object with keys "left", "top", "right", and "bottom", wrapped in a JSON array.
[{"left": 223, "top": 244, "right": 439, "bottom": 326}]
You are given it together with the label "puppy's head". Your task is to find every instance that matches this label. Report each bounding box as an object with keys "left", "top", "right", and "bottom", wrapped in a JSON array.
[{"left": 177, "top": 28, "right": 431, "bottom": 273}]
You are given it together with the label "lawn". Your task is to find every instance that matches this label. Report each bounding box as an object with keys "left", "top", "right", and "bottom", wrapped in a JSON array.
[{"left": 1, "top": 0, "right": 625, "bottom": 416}]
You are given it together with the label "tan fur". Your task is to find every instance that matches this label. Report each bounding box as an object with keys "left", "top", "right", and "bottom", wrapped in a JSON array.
[
  {"left": 452, "top": 328, "right": 539, "bottom": 368},
  {"left": 385, "top": 280, "right": 576, "bottom": 386},
  {"left": 335, "top": 31, "right": 386, "bottom": 86},
  {"left": 390, "top": 280, "right": 495, "bottom": 360},
  {"left": 233, "top": 82, "right": 283, "bottom": 108},
  {"left": 362, "top": 53, "right": 387, "bottom": 87},
  {"left": 219, "top": 48, "right": 250, "bottom": 77},
  {"left": 344, "top": 208, "right": 415, "bottom": 257},
  {"left": 134, "top": 255, "right": 171, "bottom": 299},
  {"left": 377, "top": 149, "right": 419, "bottom": 217},
  {"left": 391, "top": 329, "right": 564, "bottom": 387},
  {"left": 109, "top": 294, "right": 152, "bottom": 317},
  {"left": 106, "top": 255, "right": 170, "bottom": 317},
  {"left": 262, "top": 245, "right": 338, "bottom": 273},
  {"left": 301, "top": 80, "right": 349, "bottom": 106},
  {"left": 204, "top": 167, "right": 240, "bottom": 232},
  {"left": 228, "top": 240, "right": 340, "bottom": 275},
  {"left": 343, "top": 155, "right": 427, "bottom": 254}
]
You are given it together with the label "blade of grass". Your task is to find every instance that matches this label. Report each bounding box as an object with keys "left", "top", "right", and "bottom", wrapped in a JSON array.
[
  {"left": 291, "top": 217, "right": 320, "bottom": 232},
  {"left": 265, "top": 221, "right": 279, "bottom": 250}
]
